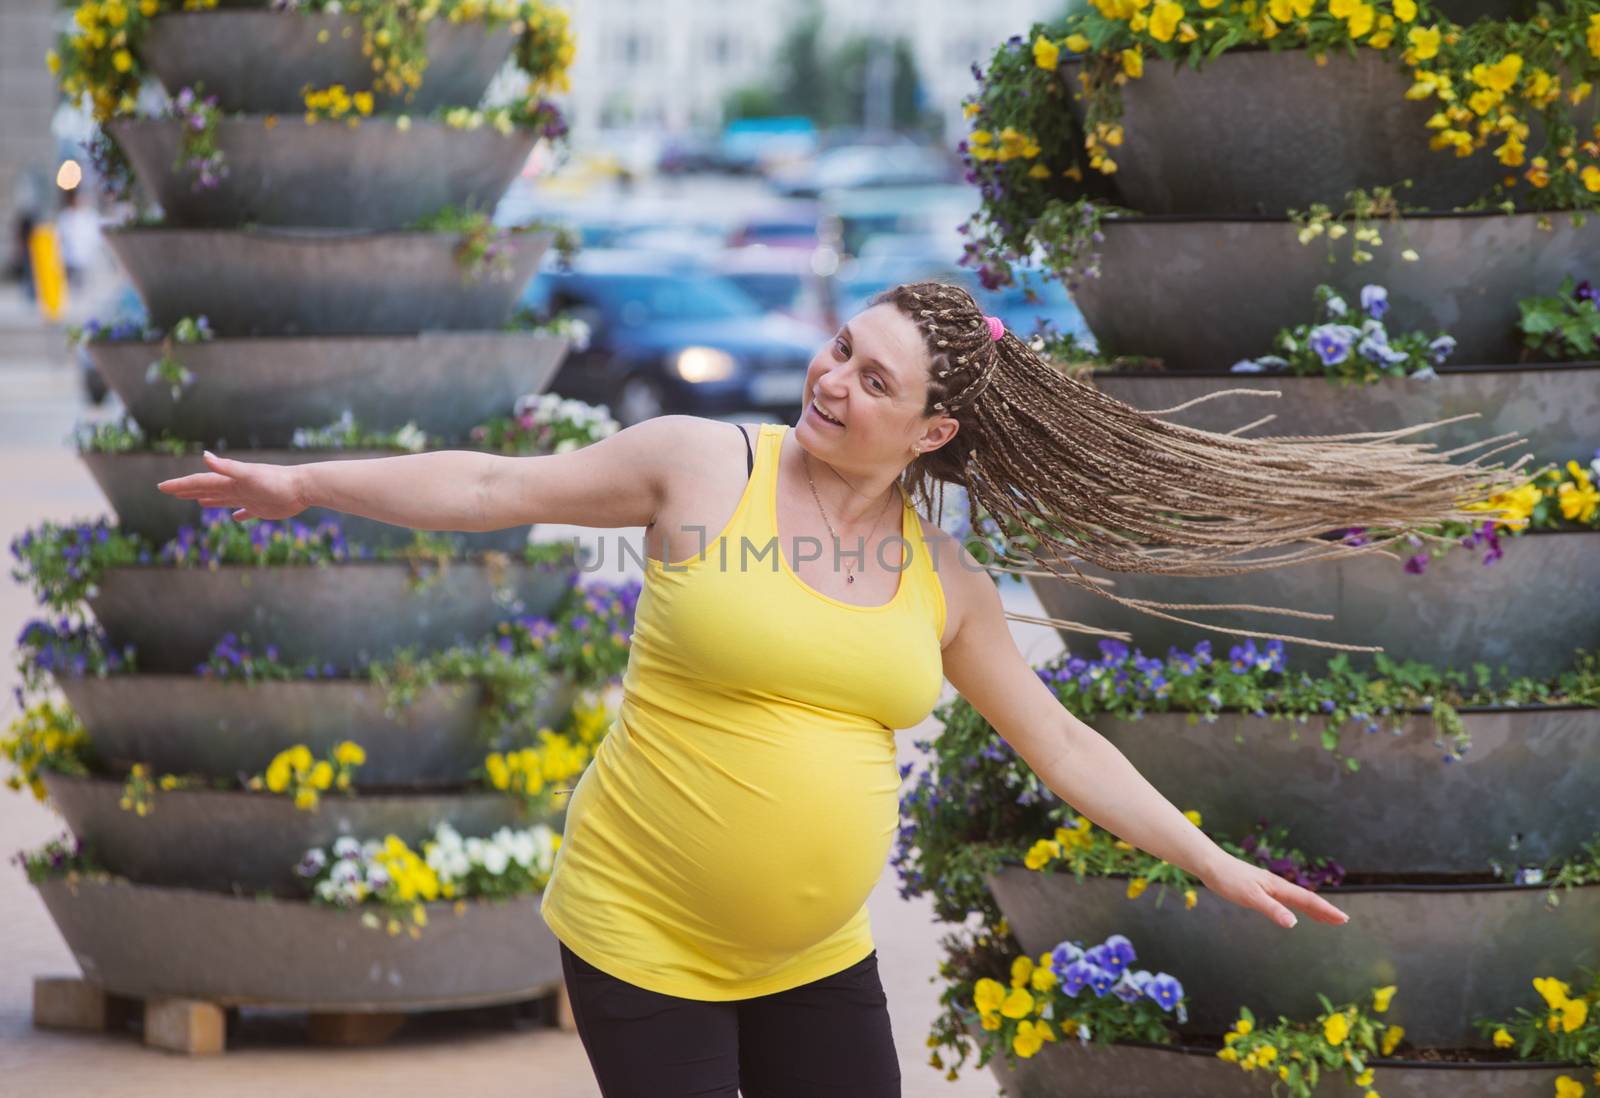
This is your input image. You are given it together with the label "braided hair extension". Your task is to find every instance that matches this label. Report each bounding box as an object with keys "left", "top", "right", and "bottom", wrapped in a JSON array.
[{"left": 867, "top": 280, "right": 1545, "bottom": 652}]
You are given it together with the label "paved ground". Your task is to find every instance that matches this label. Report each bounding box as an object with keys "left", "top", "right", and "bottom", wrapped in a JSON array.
[{"left": 0, "top": 348, "right": 1067, "bottom": 1095}]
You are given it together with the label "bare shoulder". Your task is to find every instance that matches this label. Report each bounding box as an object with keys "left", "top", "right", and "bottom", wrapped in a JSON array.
[
  {"left": 652, "top": 415, "right": 760, "bottom": 487},
  {"left": 911, "top": 514, "right": 996, "bottom": 650}
]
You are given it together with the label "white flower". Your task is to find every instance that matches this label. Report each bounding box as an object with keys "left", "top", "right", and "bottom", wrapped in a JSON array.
[
  {"left": 1229, "top": 359, "right": 1264, "bottom": 373},
  {"left": 1324, "top": 294, "right": 1348, "bottom": 318},
  {"left": 433, "top": 821, "right": 464, "bottom": 850},
  {"left": 465, "top": 836, "right": 487, "bottom": 864},
  {"left": 554, "top": 438, "right": 579, "bottom": 453},
  {"left": 332, "top": 835, "right": 362, "bottom": 859},
  {"left": 482, "top": 845, "right": 510, "bottom": 875},
  {"left": 330, "top": 859, "right": 361, "bottom": 886},
  {"left": 394, "top": 423, "right": 427, "bottom": 452},
  {"left": 1409, "top": 365, "right": 1438, "bottom": 380}
]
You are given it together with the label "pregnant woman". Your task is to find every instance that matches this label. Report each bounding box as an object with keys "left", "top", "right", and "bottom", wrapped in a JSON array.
[{"left": 158, "top": 280, "right": 1525, "bottom": 1096}]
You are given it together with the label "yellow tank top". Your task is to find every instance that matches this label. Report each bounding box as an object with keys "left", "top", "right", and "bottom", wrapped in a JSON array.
[{"left": 539, "top": 422, "right": 948, "bottom": 1000}]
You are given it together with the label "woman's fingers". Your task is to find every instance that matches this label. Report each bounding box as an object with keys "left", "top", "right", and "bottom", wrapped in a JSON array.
[
  {"left": 1266, "top": 874, "right": 1350, "bottom": 927},
  {"left": 157, "top": 472, "right": 233, "bottom": 497}
]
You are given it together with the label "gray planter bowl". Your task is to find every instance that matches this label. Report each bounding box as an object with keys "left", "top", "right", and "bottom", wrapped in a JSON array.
[
  {"left": 45, "top": 773, "right": 562, "bottom": 896},
  {"left": 80, "top": 449, "right": 533, "bottom": 553},
  {"left": 105, "top": 227, "right": 552, "bottom": 336},
  {"left": 1027, "top": 530, "right": 1600, "bottom": 680},
  {"left": 1072, "top": 211, "right": 1600, "bottom": 371},
  {"left": 139, "top": 12, "right": 515, "bottom": 115},
  {"left": 87, "top": 556, "right": 578, "bottom": 673},
  {"left": 968, "top": 1023, "right": 1575, "bottom": 1098},
  {"left": 56, "top": 673, "right": 580, "bottom": 786},
  {"left": 111, "top": 116, "right": 535, "bottom": 230},
  {"left": 1058, "top": 50, "right": 1508, "bottom": 216},
  {"left": 88, "top": 330, "right": 569, "bottom": 448},
  {"left": 986, "top": 868, "right": 1600, "bottom": 1047},
  {"left": 1087, "top": 362, "right": 1600, "bottom": 472},
  {"left": 1089, "top": 706, "right": 1600, "bottom": 872},
  {"left": 36, "top": 878, "right": 560, "bottom": 1011}
]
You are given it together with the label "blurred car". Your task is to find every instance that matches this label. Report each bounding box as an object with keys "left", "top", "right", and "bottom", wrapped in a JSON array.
[
  {"left": 605, "top": 221, "right": 729, "bottom": 258},
  {"left": 769, "top": 144, "right": 959, "bottom": 199},
  {"left": 708, "top": 246, "right": 839, "bottom": 336},
  {"left": 656, "top": 131, "right": 727, "bottom": 176},
  {"left": 817, "top": 184, "right": 977, "bottom": 259},
  {"left": 833, "top": 252, "right": 1088, "bottom": 341},
  {"left": 519, "top": 250, "right": 825, "bottom": 426},
  {"left": 725, "top": 201, "right": 821, "bottom": 251}
]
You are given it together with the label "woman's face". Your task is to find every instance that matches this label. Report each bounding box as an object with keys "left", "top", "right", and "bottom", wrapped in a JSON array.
[{"left": 798, "top": 303, "right": 957, "bottom": 465}]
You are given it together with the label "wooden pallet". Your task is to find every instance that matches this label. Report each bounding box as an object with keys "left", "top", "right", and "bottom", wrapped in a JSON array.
[{"left": 32, "top": 975, "right": 576, "bottom": 1055}]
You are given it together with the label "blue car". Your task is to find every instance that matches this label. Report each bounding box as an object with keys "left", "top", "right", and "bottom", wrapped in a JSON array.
[{"left": 520, "top": 251, "right": 824, "bottom": 426}]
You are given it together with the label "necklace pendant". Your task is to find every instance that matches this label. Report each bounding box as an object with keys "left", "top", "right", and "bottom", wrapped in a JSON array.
[{"left": 847, "top": 574, "right": 855, "bottom": 584}]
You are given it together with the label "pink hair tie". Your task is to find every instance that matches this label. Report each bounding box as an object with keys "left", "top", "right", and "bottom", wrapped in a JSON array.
[{"left": 984, "top": 315, "right": 1005, "bottom": 342}]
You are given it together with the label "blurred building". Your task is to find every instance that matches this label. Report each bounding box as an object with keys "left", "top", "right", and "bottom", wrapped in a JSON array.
[{"left": 550, "top": 0, "right": 1067, "bottom": 141}]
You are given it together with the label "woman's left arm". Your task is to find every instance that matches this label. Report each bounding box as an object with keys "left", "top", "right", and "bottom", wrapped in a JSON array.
[{"left": 936, "top": 546, "right": 1350, "bottom": 931}]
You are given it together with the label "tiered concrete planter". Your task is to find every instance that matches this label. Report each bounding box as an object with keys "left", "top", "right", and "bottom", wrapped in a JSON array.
[
  {"left": 1087, "top": 362, "right": 1600, "bottom": 472},
  {"left": 26, "top": 3, "right": 584, "bottom": 1022},
  {"left": 56, "top": 673, "right": 580, "bottom": 785},
  {"left": 111, "top": 116, "right": 536, "bottom": 230},
  {"left": 81, "top": 448, "right": 534, "bottom": 552},
  {"left": 1072, "top": 211, "right": 1600, "bottom": 371},
  {"left": 87, "top": 557, "right": 578, "bottom": 673},
  {"left": 1085, "top": 706, "right": 1600, "bottom": 872},
  {"left": 37, "top": 878, "right": 561, "bottom": 1010},
  {"left": 1027, "top": 530, "right": 1600, "bottom": 679},
  {"left": 105, "top": 227, "right": 554, "bottom": 336},
  {"left": 87, "top": 331, "right": 569, "bottom": 448},
  {"left": 968, "top": 1024, "right": 1577, "bottom": 1098},
  {"left": 139, "top": 12, "right": 516, "bottom": 114},
  {"left": 986, "top": 869, "right": 1600, "bottom": 1047},
  {"left": 1058, "top": 50, "right": 1509, "bottom": 215},
  {"left": 45, "top": 774, "right": 558, "bottom": 896}
]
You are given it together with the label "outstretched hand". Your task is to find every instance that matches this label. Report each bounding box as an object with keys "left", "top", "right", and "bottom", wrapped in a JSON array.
[
  {"left": 1201, "top": 852, "right": 1351, "bottom": 930},
  {"left": 155, "top": 450, "right": 307, "bottom": 523}
]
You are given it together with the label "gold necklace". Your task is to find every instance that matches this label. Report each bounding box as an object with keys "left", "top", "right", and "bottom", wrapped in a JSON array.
[{"left": 800, "top": 448, "right": 899, "bottom": 585}]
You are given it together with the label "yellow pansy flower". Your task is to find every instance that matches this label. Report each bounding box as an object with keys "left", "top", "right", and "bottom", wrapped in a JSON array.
[
  {"left": 1347, "top": 3, "right": 1375, "bottom": 37},
  {"left": 1033, "top": 35, "right": 1061, "bottom": 71},
  {"left": 1150, "top": 1, "right": 1184, "bottom": 41},
  {"left": 1493, "top": 1027, "right": 1514, "bottom": 1047},
  {"left": 1394, "top": 0, "right": 1416, "bottom": 19},
  {"left": 1380, "top": 1024, "right": 1405, "bottom": 1054},
  {"left": 1066, "top": 33, "right": 1091, "bottom": 51},
  {"left": 1127, "top": 877, "right": 1149, "bottom": 899},
  {"left": 962, "top": 101, "right": 980, "bottom": 120},
  {"left": 1475, "top": 54, "right": 1523, "bottom": 94},
  {"left": 1555, "top": 1076, "right": 1585, "bottom": 1098},
  {"left": 1563, "top": 997, "right": 1589, "bottom": 1033},
  {"left": 1031, "top": 963, "right": 1058, "bottom": 992},
  {"left": 974, "top": 977, "right": 1006, "bottom": 1018},
  {"left": 1013, "top": 1018, "right": 1057, "bottom": 1057},
  {"left": 1183, "top": 810, "right": 1203, "bottom": 828},
  {"left": 1324, "top": 1012, "right": 1350, "bottom": 1046},
  {"left": 1011, "top": 955, "right": 1035, "bottom": 988},
  {"left": 1589, "top": 14, "right": 1600, "bottom": 56},
  {"left": 1121, "top": 48, "right": 1143, "bottom": 78},
  {"left": 308, "top": 760, "right": 333, "bottom": 790},
  {"left": 1001, "top": 987, "right": 1035, "bottom": 1019},
  {"left": 1184, "top": 888, "right": 1198, "bottom": 909},
  {"left": 1356, "top": 1067, "right": 1375, "bottom": 1086},
  {"left": 1235, "top": 1018, "right": 1254, "bottom": 1036},
  {"left": 969, "top": 129, "right": 993, "bottom": 145},
  {"left": 1372, "top": 985, "right": 1397, "bottom": 1012},
  {"left": 1024, "top": 838, "right": 1062, "bottom": 870},
  {"left": 1536, "top": 977, "right": 1574, "bottom": 1009},
  {"left": 1408, "top": 25, "right": 1441, "bottom": 60},
  {"left": 334, "top": 740, "right": 365, "bottom": 766},
  {"left": 1561, "top": 476, "right": 1600, "bottom": 522}
]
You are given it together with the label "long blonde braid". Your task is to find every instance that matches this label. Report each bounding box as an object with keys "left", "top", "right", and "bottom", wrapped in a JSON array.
[{"left": 870, "top": 280, "right": 1543, "bottom": 652}]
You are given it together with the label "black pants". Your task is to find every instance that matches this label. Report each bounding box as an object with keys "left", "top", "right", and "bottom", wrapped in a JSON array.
[{"left": 558, "top": 940, "right": 903, "bottom": 1097}]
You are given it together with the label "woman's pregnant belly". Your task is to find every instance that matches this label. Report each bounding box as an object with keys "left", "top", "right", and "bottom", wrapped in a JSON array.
[{"left": 571, "top": 706, "right": 901, "bottom": 959}]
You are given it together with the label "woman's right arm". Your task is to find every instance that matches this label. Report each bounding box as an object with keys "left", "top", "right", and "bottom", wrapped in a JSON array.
[{"left": 159, "top": 414, "right": 696, "bottom": 532}]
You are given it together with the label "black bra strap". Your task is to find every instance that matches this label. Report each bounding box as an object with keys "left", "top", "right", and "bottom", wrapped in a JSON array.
[{"left": 738, "top": 423, "right": 753, "bottom": 479}]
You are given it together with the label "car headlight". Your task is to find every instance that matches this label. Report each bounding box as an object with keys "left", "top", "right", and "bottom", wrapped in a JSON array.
[{"left": 673, "top": 346, "right": 737, "bottom": 383}]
